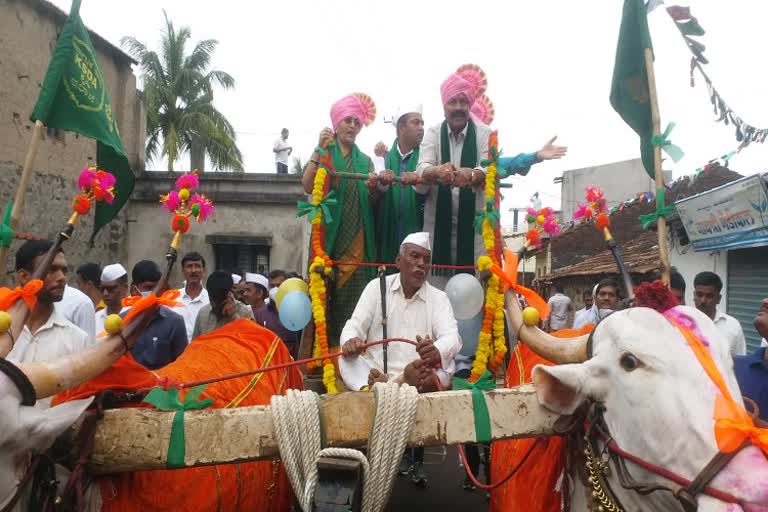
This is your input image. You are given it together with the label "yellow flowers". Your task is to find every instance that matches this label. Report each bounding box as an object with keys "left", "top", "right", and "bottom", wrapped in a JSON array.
[
  {"left": 470, "top": 136, "right": 507, "bottom": 381},
  {"left": 307, "top": 170, "right": 338, "bottom": 394}
]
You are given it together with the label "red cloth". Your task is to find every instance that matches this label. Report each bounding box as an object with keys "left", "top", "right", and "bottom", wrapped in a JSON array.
[
  {"left": 490, "top": 325, "right": 594, "bottom": 512},
  {"left": 56, "top": 319, "right": 302, "bottom": 512}
]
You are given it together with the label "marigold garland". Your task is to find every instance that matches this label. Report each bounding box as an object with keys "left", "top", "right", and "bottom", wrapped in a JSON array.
[
  {"left": 305, "top": 162, "right": 337, "bottom": 393},
  {"left": 469, "top": 131, "right": 507, "bottom": 382}
]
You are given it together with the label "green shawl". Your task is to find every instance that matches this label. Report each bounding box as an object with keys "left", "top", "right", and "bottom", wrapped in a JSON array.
[
  {"left": 378, "top": 140, "right": 422, "bottom": 264},
  {"left": 323, "top": 142, "right": 376, "bottom": 269},
  {"left": 433, "top": 120, "right": 477, "bottom": 271}
]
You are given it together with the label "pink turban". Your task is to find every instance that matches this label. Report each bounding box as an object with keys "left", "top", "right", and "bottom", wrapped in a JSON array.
[
  {"left": 440, "top": 64, "right": 488, "bottom": 106},
  {"left": 330, "top": 93, "right": 377, "bottom": 131},
  {"left": 470, "top": 94, "right": 495, "bottom": 125}
]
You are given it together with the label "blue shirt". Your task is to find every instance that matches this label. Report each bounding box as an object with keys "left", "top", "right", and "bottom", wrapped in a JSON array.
[
  {"left": 497, "top": 152, "right": 540, "bottom": 177},
  {"left": 734, "top": 347, "right": 768, "bottom": 422},
  {"left": 129, "top": 306, "right": 188, "bottom": 370}
]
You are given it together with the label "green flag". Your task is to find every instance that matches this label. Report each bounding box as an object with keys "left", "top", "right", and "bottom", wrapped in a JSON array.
[
  {"left": 30, "top": 0, "right": 134, "bottom": 240},
  {"left": 610, "top": 0, "right": 655, "bottom": 179}
]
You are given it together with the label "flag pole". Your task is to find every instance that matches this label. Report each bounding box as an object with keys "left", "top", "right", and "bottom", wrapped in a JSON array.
[
  {"left": 0, "top": 120, "right": 45, "bottom": 284},
  {"left": 644, "top": 48, "right": 671, "bottom": 287}
]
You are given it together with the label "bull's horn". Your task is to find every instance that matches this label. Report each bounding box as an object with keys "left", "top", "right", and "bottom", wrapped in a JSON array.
[
  {"left": 505, "top": 290, "right": 589, "bottom": 363},
  {"left": 16, "top": 336, "right": 127, "bottom": 399}
]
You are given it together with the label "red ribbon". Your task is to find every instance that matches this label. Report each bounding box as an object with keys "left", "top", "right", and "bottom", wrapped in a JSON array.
[
  {"left": 0, "top": 279, "right": 44, "bottom": 311},
  {"left": 121, "top": 290, "right": 183, "bottom": 326}
]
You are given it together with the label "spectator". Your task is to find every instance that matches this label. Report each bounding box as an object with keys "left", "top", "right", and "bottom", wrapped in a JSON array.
[
  {"left": 546, "top": 283, "right": 573, "bottom": 331},
  {"left": 231, "top": 271, "right": 247, "bottom": 303},
  {"left": 193, "top": 271, "right": 254, "bottom": 338},
  {"left": 8, "top": 240, "right": 91, "bottom": 407},
  {"left": 269, "top": 269, "right": 288, "bottom": 290},
  {"left": 75, "top": 262, "right": 104, "bottom": 311},
  {"left": 693, "top": 271, "right": 746, "bottom": 356},
  {"left": 733, "top": 298, "right": 768, "bottom": 421},
  {"left": 243, "top": 272, "right": 269, "bottom": 314},
  {"left": 178, "top": 251, "right": 209, "bottom": 341},
  {"left": 95, "top": 263, "right": 129, "bottom": 333},
  {"left": 129, "top": 260, "right": 188, "bottom": 369},
  {"left": 573, "top": 289, "right": 594, "bottom": 328},
  {"left": 273, "top": 128, "right": 292, "bottom": 174},
  {"left": 670, "top": 267, "right": 686, "bottom": 305},
  {"left": 56, "top": 277, "right": 96, "bottom": 340}
]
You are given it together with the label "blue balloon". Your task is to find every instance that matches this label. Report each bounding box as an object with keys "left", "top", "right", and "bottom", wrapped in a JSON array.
[
  {"left": 458, "top": 311, "right": 484, "bottom": 357},
  {"left": 278, "top": 291, "right": 312, "bottom": 331}
]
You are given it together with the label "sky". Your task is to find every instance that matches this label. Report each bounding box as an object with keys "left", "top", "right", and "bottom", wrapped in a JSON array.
[{"left": 52, "top": 0, "right": 768, "bottom": 221}]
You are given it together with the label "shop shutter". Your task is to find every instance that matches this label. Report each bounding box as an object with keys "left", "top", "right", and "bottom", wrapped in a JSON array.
[{"left": 727, "top": 246, "right": 768, "bottom": 352}]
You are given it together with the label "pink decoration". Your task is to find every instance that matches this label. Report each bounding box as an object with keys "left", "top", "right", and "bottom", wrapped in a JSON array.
[
  {"left": 330, "top": 93, "right": 376, "bottom": 131},
  {"left": 470, "top": 93, "right": 495, "bottom": 125},
  {"left": 542, "top": 217, "right": 561, "bottom": 236},
  {"left": 189, "top": 194, "right": 215, "bottom": 222},
  {"left": 440, "top": 64, "right": 487, "bottom": 106},
  {"left": 161, "top": 190, "right": 181, "bottom": 212},
  {"left": 664, "top": 308, "right": 711, "bottom": 347},
  {"left": 175, "top": 172, "right": 199, "bottom": 191},
  {"left": 78, "top": 168, "right": 98, "bottom": 190},
  {"left": 574, "top": 204, "right": 593, "bottom": 221}
]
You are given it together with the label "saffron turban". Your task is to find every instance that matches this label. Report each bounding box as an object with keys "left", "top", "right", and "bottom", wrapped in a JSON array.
[
  {"left": 440, "top": 64, "right": 488, "bottom": 106},
  {"left": 330, "top": 93, "right": 377, "bottom": 131}
]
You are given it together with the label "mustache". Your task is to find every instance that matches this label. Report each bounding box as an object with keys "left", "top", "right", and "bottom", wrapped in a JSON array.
[{"left": 450, "top": 110, "right": 467, "bottom": 119}]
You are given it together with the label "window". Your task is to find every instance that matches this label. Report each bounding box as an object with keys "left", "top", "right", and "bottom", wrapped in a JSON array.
[
  {"left": 207, "top": 235, "right": 273, "bottom": 274},
  {"left": 213, "top": 244, "right": 270, "bottom": 274}
]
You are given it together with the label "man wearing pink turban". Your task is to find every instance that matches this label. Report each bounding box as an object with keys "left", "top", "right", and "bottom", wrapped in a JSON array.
[
  {"left": 302, "top": 93, "right": 380, "bottom": 356},
  {"left": 416, "top": 65, "right": 568, "bottom": 287}
]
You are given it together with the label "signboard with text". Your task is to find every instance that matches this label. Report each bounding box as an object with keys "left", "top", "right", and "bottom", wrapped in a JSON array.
[{"left": 676, "top": 174, "right": 768, "bottom": 252}]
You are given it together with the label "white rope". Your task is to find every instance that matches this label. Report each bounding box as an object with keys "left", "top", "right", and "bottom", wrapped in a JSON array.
[{"left": 270, "top": 382, "right": 419, "bottom": 512}]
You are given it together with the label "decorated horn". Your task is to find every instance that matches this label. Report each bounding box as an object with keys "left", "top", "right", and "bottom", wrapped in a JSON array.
[{"left": 505, "top": 289, "right": 589, "bottom": 364}]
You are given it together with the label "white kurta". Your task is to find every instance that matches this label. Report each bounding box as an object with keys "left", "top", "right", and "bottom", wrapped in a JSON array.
[
  {"left": 339, "top": 273, "right": 461, "bottom": 391},
  {"left": 415, "top": 120, "right": 491, "bottom": 287},
  {"left": 177, "top": 287, "right": 210, "bottom": 342},
  {"left": 55, "top": 285, "right": 96, "bottom": 340}
]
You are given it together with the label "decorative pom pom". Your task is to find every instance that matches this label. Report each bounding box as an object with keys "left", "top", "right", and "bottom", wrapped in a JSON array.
[
  {"left": 634, "top": 280, "right": 679, "bottom": 314},
  {"left": 536, "top": 214, "right": 545, "bottom": 225},
  {"left": 160, "top": 190, "right": 181, "bottom": 212},
  {"left": 189, "top": 194, "right": 214, "bottom": 222},
  {"left": 595, "top": 213, "right": 611, "bottom": 230},
  {"left": 525, "top": 229, "right": 541, "bottom": 247},
  {"left": 72, "top": 195, "right": 92, "bottom": 215},
  {"left": 172, "top": 214, "right": 191, "bottom": 233},
  {"left": 175, "top": 172, "right": 199, "bottom": 191}
]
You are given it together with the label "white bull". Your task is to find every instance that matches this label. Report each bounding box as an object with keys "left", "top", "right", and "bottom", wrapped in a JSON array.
[
  {"left": 507, "top": 293, "right": 768, "bottom": 512},
  {"left": 0, "top": 329, "right": 130, "bottom": 511}
]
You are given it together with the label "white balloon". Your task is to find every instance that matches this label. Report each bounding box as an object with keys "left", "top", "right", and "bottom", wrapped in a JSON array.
[{"left": 444, "top": 273, "right": 485, "bottom": 320}]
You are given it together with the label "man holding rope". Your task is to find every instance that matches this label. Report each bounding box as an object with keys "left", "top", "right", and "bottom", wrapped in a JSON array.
[{"left": 339, "top": 232, "right": 461, "bottom": 486}]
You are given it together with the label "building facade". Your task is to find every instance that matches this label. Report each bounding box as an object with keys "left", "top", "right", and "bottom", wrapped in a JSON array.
[
  {"left": 0, "top": 0, "right": 145, "bottom": 272},
  {"left": 128, "top": 173, "right": 309, "bottom": 288}
]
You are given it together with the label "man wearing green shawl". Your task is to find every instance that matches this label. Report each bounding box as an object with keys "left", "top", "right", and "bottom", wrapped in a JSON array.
[
  {"left": 302, "top": 93, "right": 379, "bottom": 345},
  {"left": 417, "top": 65, "right": 567, "bottom": 287},
  {"left": 375, "top": 105, "right": 426, "bottom": 267}
]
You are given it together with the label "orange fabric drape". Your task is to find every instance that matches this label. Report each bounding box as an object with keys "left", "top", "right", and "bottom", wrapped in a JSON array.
[
  {"left": 490, "top": 324, "right": 594, "bottom": 512},
  {"left": 55, "top": 319, "right": 302, "bottom": 512}
]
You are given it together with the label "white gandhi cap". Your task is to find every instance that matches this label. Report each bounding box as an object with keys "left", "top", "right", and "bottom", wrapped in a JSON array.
[
  {"left": 400, "top": 232, "right": 431, "bottom": 252},
  {"left": 231, "top": 274, "right": 242, "bottom": 285},
  {"left": 245, "top": 272, "right": 269, "bottom": 290},
  {"left": 394, "top": 104, "right": 423, "bottom": 125},
  {"left": 101, "top": 263, "right": 127, "bottom": 283}
]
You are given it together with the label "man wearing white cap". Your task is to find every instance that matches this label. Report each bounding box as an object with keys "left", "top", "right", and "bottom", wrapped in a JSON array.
[
  {"left": 95, "top": 263, "right": 130, "bottom": 333},
  {"left": 373, "top": 105, "right": 427, "bottom": 267},
  {"left": 242, "top": 272, "right": 269, "bottom": 314},
  {"left": 340, "top": 232, "right": 460, "bottom": 485}
]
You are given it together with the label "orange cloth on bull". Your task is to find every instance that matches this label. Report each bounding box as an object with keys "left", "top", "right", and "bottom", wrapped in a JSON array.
[
  {"left": 55, "top": 319, "right": 302, "bottom": 512},
  {"left": 490, "top": 324, "right": 594, "bottom": 512}
]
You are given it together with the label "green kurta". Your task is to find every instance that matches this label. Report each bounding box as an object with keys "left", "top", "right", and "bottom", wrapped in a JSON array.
[{"left": 376, "top": 140, "right": 424, "bottom": 266}]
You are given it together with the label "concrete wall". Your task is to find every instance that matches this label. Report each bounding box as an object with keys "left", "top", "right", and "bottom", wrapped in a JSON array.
[
  {"left": 669, "top": 247, "right": 728, "bottom": 307},
  {"left": 0, "top": 0, "right": 144, "bottom": 276},
  {"left": 126, "top": 173, "right": 308, "bottom": 288},
  {"left": 559, "top": 159, "right": 671, "bottom": 221}
]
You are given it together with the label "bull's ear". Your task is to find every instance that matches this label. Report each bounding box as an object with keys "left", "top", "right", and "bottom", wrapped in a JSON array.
[
  {"left": 3, "top": 397, "right": 93, "bottom": 456},
  {"left": 532, "top": 364, "right": 588, "bottom": 416}
]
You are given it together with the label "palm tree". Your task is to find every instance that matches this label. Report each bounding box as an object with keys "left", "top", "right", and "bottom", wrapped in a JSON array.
[{"left": 121, "top": 12, "right": 243, "bottom": 172}]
